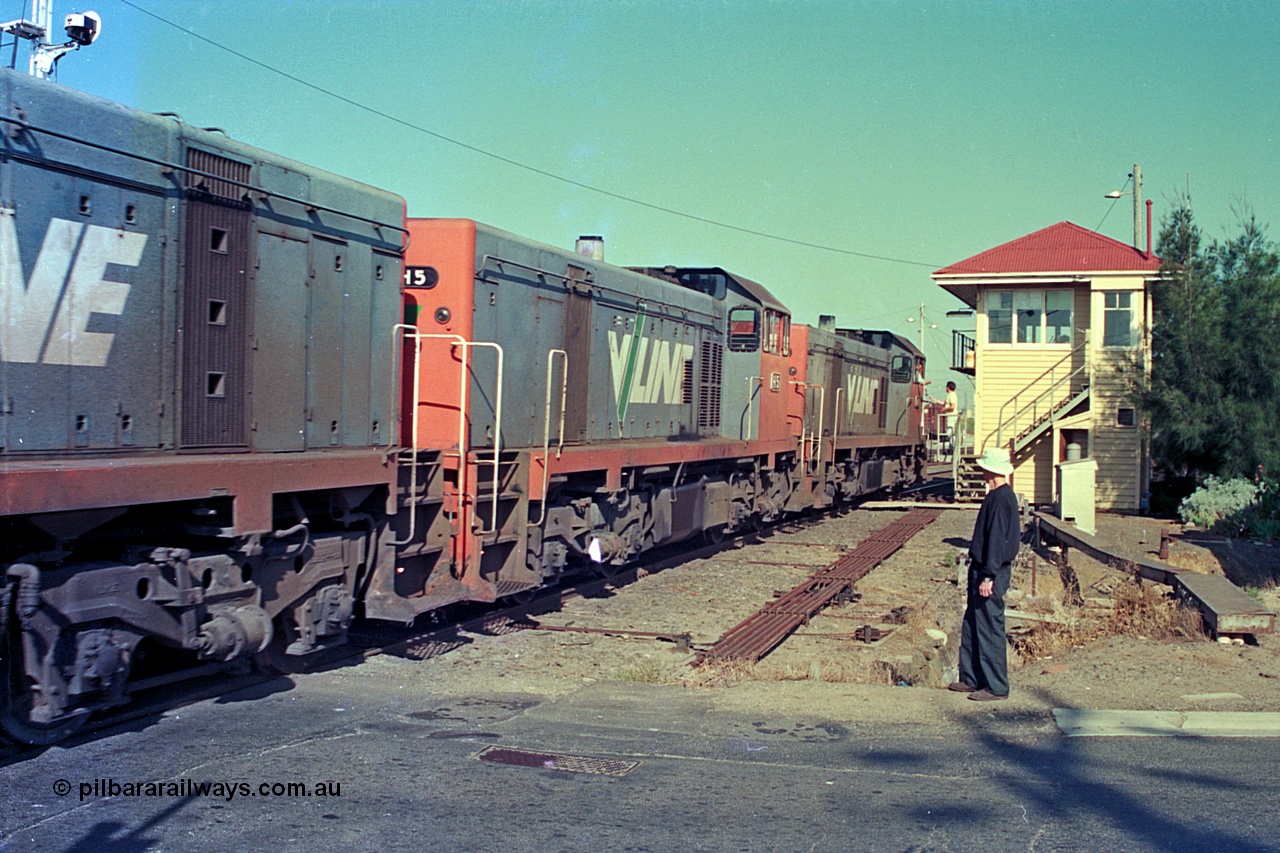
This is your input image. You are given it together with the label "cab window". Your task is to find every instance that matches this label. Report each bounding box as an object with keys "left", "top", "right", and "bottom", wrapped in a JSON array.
[
  {"left": 728, "top": 307, "right": 760, "bottom": 352},
  {"left": 762, "top": 309, "right": 791, "bottom": 355}
]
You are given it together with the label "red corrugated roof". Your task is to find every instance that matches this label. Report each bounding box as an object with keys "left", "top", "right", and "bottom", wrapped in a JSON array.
[{"left": 933, "top": 221, "right": 1162, "bottom": 276}]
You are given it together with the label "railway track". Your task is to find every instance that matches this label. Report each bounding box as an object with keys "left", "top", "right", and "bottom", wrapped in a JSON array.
[{"left": 0, "top": 500, "right": 933, "bottom": 757}]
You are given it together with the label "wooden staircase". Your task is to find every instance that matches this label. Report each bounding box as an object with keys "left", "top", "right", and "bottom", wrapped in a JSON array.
[
  {"left": 1010, "top": 384, "right": 1091, "bottom": 454},
  {"left": 953, "top": 454, "right": 986, "bottom": 503},
  {"left": 994, "top": 340, "right": 1091, "bottom": 455}
]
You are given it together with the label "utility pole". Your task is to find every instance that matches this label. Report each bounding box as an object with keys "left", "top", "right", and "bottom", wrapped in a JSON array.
[
  {"left": 1131, "top": 163, "right": 1142, "bottom": 250},
  {"left": 907, "top": 302, "right": 935, "bottom": 353}
]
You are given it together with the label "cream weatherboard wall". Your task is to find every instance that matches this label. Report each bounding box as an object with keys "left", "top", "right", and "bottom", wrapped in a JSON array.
[
  {"left": 971, "top": 280, "right": 1146, "bottom": 510},
  {"left": 1087, "top": 278, "right": 1149, "bottom": 510},
  {"left": 973, "top": 284, "right": 1090, "bottom": 507}
]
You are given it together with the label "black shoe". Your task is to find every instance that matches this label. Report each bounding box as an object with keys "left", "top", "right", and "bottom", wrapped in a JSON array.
[
  {"left": 967, "top": 690, "right": 1008, "bottom": 702},
  {"left": 948, "top": 681, "right": 978, "bottom": 693}
]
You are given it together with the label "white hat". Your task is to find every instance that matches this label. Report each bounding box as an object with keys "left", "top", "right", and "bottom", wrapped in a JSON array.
[{"left": 975, "top": 447, "right": 1014, "bottom": 477}]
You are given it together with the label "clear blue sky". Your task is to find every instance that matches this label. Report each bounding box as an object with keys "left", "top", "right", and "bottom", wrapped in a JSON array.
[{"left": 24, "top": 0, "right": 1280, "bottom": 394}]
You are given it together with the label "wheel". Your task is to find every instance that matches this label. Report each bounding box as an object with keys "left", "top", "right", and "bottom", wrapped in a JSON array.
[
  {"left": 591, "top": 560, "right": 625, "bottom": 578},
  {"left": 500, "top": 587, "right": 540, "bottom": 606},
  {"left": 252, "top": 628, "right": 321, "bottom": 676},
  {"left": 702, "top": 524, "right": 726, "bottom": 545},
  {"left": 1, "top": 694, "right": 87, "bottom": 746}
]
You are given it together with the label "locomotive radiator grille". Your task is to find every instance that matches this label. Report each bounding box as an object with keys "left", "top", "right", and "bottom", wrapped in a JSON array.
[
  {"left": 698, "top": 341, "right": 722, "bottom": 432},
  {"left": 186, "top": 148, "right": 252, "bottom": 203}
]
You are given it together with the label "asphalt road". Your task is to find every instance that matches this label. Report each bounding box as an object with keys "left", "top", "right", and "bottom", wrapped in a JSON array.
[{"left": 2, "top": 660, "right": 1277, "bottom": 853}]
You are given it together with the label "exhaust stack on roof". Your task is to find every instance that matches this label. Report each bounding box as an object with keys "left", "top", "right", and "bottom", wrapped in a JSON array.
[{"left": 575, "top": 235, "right": 604, "bottom": 261}]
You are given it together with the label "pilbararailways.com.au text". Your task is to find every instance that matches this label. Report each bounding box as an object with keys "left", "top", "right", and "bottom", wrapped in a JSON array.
[{"left": 53, "top": 778, "right": 342, "bottom": 802}]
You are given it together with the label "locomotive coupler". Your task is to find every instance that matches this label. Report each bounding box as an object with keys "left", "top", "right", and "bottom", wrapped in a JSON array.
[
  {"left": 195, "top": 606, "right": 273, "bottom": 661},
  {"left": 585, "top": 533, "right": 625, "bottom": 564}
]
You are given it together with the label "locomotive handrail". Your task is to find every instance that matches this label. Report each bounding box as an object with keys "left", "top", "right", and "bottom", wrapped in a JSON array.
[
  {"left": 832, "top": 386, "right": 844, "bottom": 463},
  {"left": 744, "top": 376, "right": 763, "bottom": 440},
  {"left": 479, "top": 254, "right": 581, "bottom": 287},
  {"left": 388, "top": 327, "right": 466, "bottom": 546},
  {"left": 476, "top": 253, "right": 724, "bottom": 327},
  {"left": 529, "top": 349, "right": 568, "bottom": 528},
  {"left": 464, "top": 341, "right": 505, "bottom": 538},
  {"left": 790, "top": 381, "right": 824, "bottom": 469},
  {"left": 0, "top": 116, "right": 411, "bottom": 251}
]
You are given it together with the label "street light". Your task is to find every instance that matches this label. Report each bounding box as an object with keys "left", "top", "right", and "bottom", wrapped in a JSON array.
[
  {"left": 905, "top": 311, "right": 936, "bottom": 352},
  {"left": 1104, "top": 163, "right": 1142, "bottom": 250}
]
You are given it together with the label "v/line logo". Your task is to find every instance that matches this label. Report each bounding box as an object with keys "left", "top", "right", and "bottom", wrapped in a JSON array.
[
  {"left": 845, "top": 373, "right": 882, "bottom": 418},
  {"left": 1, "top": 212, "right": 147, "bottom": 367},
  {"left": 607, "top": 309, "right": 695, "bottom": 420}
]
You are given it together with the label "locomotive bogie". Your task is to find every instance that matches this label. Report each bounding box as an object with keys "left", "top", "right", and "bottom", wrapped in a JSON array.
[
  {"left": 2, "top": 67, "right": 936, "bottom": 742},
  {"left": 1, "top": 68, "right": 407, "bottom": 740}
]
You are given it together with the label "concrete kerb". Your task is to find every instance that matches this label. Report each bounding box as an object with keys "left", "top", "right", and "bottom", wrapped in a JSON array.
[{"left": 1053, "top": 708, "right": 1280, "bottom": 737}]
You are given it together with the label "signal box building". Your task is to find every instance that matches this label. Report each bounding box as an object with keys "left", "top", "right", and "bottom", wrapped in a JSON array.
[{"left": 933, "top": 222, "right": 1162, "bottom": 511}]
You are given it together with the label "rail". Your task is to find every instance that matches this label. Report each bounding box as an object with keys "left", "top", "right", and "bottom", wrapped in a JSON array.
[
  {"left": 744, "top": 376, "right": 763, "bottom": 440},
  {"left": 390, "top": 328, "right": 504, "bottom": 541},
  {"left": 995, "top": 338, "right": 1089, "bottom": 447},
  {"left": 700, "top": 508, "right": 942, "bottom": 662},
  {"left": 463, "top": 341, "right": 505, "bottom": 537},
  {"left": 0, "top": 116, "right": 410, "bottom": 250},
  {"left": 952, "top": 329, "right": 975, "bottom": 374},
  {"left": 529, "top": 349, "right": 568, "bottom": 528},
  {"left": 388, "top": 324, "right": 448, "bottom": 546},
  {"left": 791, "top": 381, "right": 824, "bottom": 468}
]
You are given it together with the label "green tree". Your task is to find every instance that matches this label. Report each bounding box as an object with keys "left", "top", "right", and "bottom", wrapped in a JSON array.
[
  {"left": 1211, "top": 208, "right": 1280, "bottom": 475},
  {"left": 1143, "top": 200, "right": 1280, "bottom": 489}
]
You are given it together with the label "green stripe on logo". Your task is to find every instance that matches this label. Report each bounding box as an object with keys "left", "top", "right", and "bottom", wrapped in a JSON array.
[{"left": 617, "top": 305, "right": 647, "bottom": 422}]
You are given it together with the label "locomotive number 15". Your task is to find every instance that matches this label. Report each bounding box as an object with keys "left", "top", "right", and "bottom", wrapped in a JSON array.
[{"left": 403, "top": 266, "right": 438, "bottom": 289}]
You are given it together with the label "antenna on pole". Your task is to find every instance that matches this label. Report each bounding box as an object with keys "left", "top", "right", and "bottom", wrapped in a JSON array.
[{"left": 2, "top": 2, "right": 102, "bottom": 79}]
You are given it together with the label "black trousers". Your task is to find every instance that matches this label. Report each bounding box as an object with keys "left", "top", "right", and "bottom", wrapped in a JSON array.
[{"left": 958, "top": 563, "right": 1010, "bottom": 696}]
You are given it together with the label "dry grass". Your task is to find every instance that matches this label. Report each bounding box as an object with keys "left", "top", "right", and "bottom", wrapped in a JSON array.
[
  {"left": 611, "top": 658, "right": 684, "bottom": 684},
  {"left": 681, "top": 656, "right": 897, "bottom": 687},
  {"left": 1106, "top": 578, "right": 1205, "bottom": 640},
  {"left": 902, "top": 602, "right": 938, "bottom": 635},
  {"left": 1009, "top": 578, "right": 1206, "bottom": 661},
  {"left": 1008, "top": 610, "right": 1100, "bottom": 660}
]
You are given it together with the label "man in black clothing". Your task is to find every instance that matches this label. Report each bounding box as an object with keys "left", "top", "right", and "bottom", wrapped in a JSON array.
[{"left": 950, "top": 447, "right": 1021, "bottom": 701}]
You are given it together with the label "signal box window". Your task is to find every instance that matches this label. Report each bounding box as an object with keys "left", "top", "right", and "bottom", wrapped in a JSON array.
[
  {"left": 989, "top": 289, "right": 1073, "bottom": 345},
  {"left": 1016, "top": 291, "right": 1042, "bottom": 343},
  {"left": 988, "top": 291, "right": 1013, "bottom": 344},
  {"left": 1103, "top": 291, "right": 1135, "bottom": 348},
  {"left": 1045, "top": 291, "right": 1073, "bottom": 343},
  {"left": 763, "top": 309, "right": 791, "bottom": 356},
  {"left": 728, "top": 307, "right": 760, "bottom": 352}
]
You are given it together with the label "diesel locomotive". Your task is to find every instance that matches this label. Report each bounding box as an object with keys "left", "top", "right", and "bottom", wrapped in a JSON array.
[{"left": 0, "top": 67, "right": 925, "bottom": 743}]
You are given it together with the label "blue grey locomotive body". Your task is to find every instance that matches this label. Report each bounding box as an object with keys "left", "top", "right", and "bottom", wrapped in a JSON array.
[
  {"left": 0, "top": 67, "right": 404, "bottom": 741},
  {"left": 0, "top": 67, "right": 929, "bottom": 744}
]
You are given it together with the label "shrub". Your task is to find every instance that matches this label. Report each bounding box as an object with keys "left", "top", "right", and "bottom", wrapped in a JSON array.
[{"left": 1178, "top": 476, "right": 1259, "bottom": 530}]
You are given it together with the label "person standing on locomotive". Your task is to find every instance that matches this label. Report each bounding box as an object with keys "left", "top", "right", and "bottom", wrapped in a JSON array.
[
  {"left": 950, "top": 447, "right": 1019, "bottom": 701},
  {"left": 937, "top": 381, "right": 959, "bottom": 447}
]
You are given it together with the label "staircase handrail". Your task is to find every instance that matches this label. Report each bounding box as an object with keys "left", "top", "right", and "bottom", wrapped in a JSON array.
[{"left": 996, "top": 339, "right": 1089, "bottom": 447}]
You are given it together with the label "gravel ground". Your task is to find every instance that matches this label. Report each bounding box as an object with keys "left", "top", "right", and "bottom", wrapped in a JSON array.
[{"left": 367, "top": 506, "right": 1280, "bottom": 722}]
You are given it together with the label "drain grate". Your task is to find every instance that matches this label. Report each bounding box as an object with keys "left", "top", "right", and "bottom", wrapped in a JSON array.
[{"left": 472, "top": 745, "right": 639, "bottom": 777}]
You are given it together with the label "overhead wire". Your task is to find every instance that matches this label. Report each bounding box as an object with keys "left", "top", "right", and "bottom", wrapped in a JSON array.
[
  {"left": 116, "top": 0, "right": 943, "bottom": 269},
  {"left": 1095, "top": 174, "right": 1132, "bottom": 232}
]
